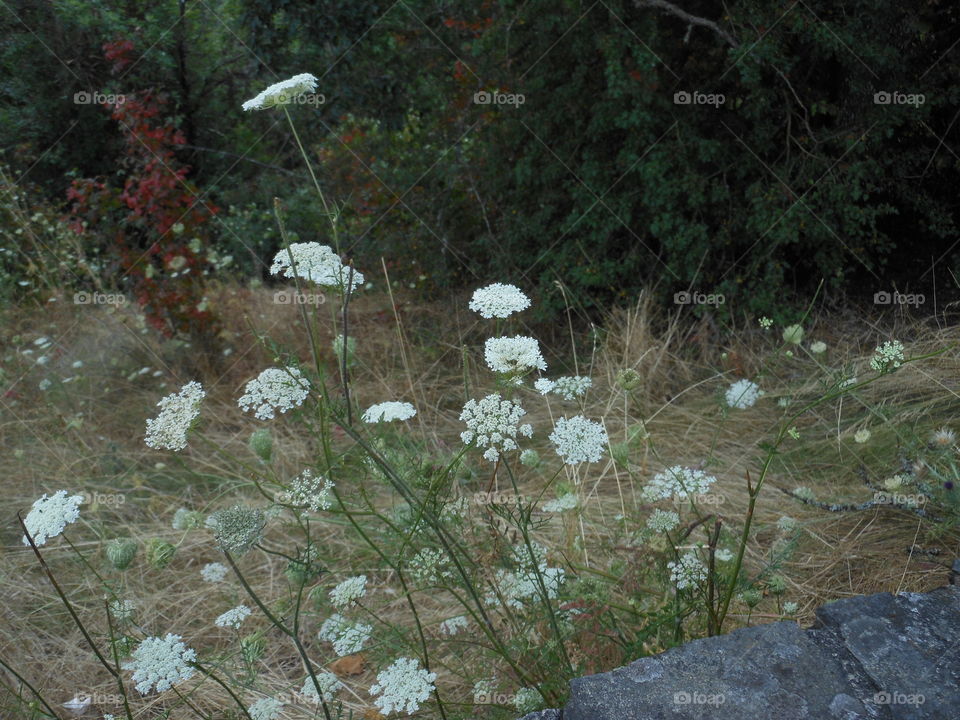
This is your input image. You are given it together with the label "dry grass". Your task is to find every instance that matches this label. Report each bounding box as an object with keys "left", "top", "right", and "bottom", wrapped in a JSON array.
[{"left": 1, "top": 285, "right": 958, "bottom": 718}]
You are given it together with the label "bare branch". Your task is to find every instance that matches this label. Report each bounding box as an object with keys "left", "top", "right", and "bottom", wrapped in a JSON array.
[{"left": 635, "top": 0, "right": 739, "bottom": 48}]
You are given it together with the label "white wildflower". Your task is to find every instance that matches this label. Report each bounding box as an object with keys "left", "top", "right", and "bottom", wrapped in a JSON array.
[
  {"left": 870, "top": 340, "right": 905, "bottom": 372},
  {"left": 793, "top": 486, "right": 816, "bottom": 502},
  {"left": 549, "top": 415, "right": 608, "bottom": 464},
  {"left": 783, "top": 601, "right": 799, "bottom": 614},
  {"left": 534, "top": 378, "right": 556, "bottom": 395},
  {"left": 21, "top": 490, "right": 83, "bottom": 546},
  {"left": 542, "top": 493, "right": 579, "bottom": 513},
  {"left": 238, "top": 367, "right": 309, "bottom": 420},
  {"left": 248, "top": 697, "right": 283, "bottom": 720},
  {"left": 363, "top": 401, "right": 416, "bottom": 423},
  {"left": 369, "top": 657, "right": 437, "bottom": 716},
  {"left": 473, "top": 678, "right": 496, "bottom": 703},
  {"left": 483, "top": 336, "right": 547, "bottom": 374},
  {"left": 552, "top": 376, "right": 592, "bottom": 401},
  {"left": 329, "top": 575, "right": 367, "bottom": 609},
  {"left": 200, "top": 562, "right": 229, "bottom": 582},
  {"left": 931, "top": 427, "right": 956, "bottom": 448},
  {"left": 332, "top": 622, "right": 372, "bottom": 656},
  {"left": 124, "top": 634, "right": 196, "bottom": 695},
  {"left": 854, "top": 429, "right": 871, "bottom": 444},
  {"left": 758, "top": 316, "right": 772, "bottom": 329},
  {"left": 646, "top": 509, "right": 680, "bottom": 533},
  {"left": 408, "top": 548, "right": 452, "bottom": 584},
  {"left": 286, "top": 469, "right": 335, "bottom": 512},
  {"left": 109, "top": 598, "right": 136, "bottom": 622},
  {"left": 213, "top": 605, "right": 251, "bottom": 630},
  {"left": 242, "top": 73, "right": 319, "bottom": 111},
  {"left": 642, "top": 466, "right": 717, "bottom": 501},
  {"left": 810, "top": 340, "right": 827, "bottom": 354},
  {"left": 667, "top": 551, "right": 707, "bottom": 590},
  {"left": 439, "top": 615, "right": 468, "bottom": 636},
  {"left": 269, "top": 242, "right": 363, "bottom": 290},
  {"left": 300, "top": 672, "right": 342, "bottom": 703},
  {"left": 145, "top": 381, "right": 205, "bottom": 451},
  {"left": 725, "top": 379, "right": 762, "bottom": 409},
  {"left": 782, "top": 324, "right": 804, "bottom": 345},
  {"left": 715, "top": 548, "right": 734, "bottom": 562},
  {"left": 318, "top": 614, "right": 350, "bottom": 642},
  {"left": 468, "top": 283, "right": 531, "bottom": 318},
  {"left": 514, "top": 687, "right": 542, "bottom": 714},
  {"left": 777, "top": 516, "right": 798, "bottom": 533},
  {"left": 460, "top": 393, "right": 532, "bottom": 462}
]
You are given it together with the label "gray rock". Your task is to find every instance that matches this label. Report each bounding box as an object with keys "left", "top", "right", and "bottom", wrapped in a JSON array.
[{"left": 537, "top": 582, "right": 959, "bottom": 720}]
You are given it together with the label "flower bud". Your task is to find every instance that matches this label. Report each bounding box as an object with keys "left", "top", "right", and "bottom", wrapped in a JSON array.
[
  {"left": 616, "top": 368, "right": 642, "bottom": 391},
  {"left": 145, "top": 538, "right": 176, "bottom": 569},
  {"left": 105, "top": 537, "right": 137, "bottom": 570},
  {"left": 248, "top": 428, "right": 273, "bottom": 463}
]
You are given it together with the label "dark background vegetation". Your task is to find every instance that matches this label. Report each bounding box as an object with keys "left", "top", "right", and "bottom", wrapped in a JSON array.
[{"left": 2, "top": 0, "right": 959, "bottom": 322}]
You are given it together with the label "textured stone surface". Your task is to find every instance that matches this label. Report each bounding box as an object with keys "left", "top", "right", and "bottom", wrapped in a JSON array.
[{"left": 520, "top": 584, "right": 960, "bottom": 720}]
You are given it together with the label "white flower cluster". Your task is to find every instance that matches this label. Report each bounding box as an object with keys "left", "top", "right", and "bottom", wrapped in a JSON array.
[
  {"left": 541, "top": 493, "right": 579, "bottom": 513},
  {"left": 332, "top": 621, "right": 372, "bottom": 656},
  {"left": 870, "top": 340, "right": 905, "bottom": 372},
  {"left": 549, "top": 415, "right": 608, "bottom": 464},
  {"left": 362, "top": 401, "right": 417, "bottom": 423},
  {"left": 200, "top": 562, "right": 229, "bottom": 582},
  {"left": 408, "top": 547, "right": 452, "bottom": 585},
  {"left": 641, "top": 466, "right": 717, "bottom": 501},
  {"left": 514, "top": 687, "right": 543, "bottom": 714},
  {"left": 468, "top": 283, "right": 531, "bottom": 318},
  {"left": 242, "top": 72, "right": 318, "bottom": 111},
  {"left": 484, "top": 336, "right": 547, "bottom": 374},
  {"left": 214, "top": 605, "right": 251, "bottom": 629},
  {"left": 488, "top": 544, "right": 565, "bottom": 609},
  {"left": 667, "top": 551, "right": 707, "bottom": 590},
  {"left": 460, "top": 393, "right": 533, "bottom": 462},
  {"left": 287, "top": 469, "right": 335, "bottom": 512},
  {"left": 646, "top": 508, "right": 680, "bottom": 532},
  {"left": 534, "top": 378, "right": 556, "bottom": 395},
  {"left": 318, "top": 613, "right": 350, "bottom": 642},
  {"left": 301, "top": 673, "right": 342, "bottom": 703},
  {"left": 439, "top": 615, "right": 469, "bottom": 636},
  {"left": 124, "top": 634, "right": 197, "bottom": 694},
  {"left": 369, "top": 657, "right": 437, "bottom": 715},
  {"left": 21, "top": 490, "right": 83, "bottom": 546},
  {"left": 269, "top": 242, "right": 363, "bottom": 290},
  {"left": 238, "top": 367, "right": 310, "bottom": 420},
  {"left": 329, "top": 575, "right": 367, "bottom": 609},
  {"left": 725, "top": 378, "right": 762, "bottom": 409},
  {"left": 145, "top": 381, "right": 205, "bottom": 451},
  {"left": 248, "top": 697, "right": 284, "bottom": 720}
]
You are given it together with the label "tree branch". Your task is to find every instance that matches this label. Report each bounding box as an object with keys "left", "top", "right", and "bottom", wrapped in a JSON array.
[{"left": 634, "top": 0, "right": 739, "bottom": 48}]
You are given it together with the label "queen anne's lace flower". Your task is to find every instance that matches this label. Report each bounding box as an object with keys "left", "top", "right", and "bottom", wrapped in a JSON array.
[
  {"left": 21, "top": 490, "right": 83, "bottom": 546},
  {"left": 329, "top": 575, "right": 367, "bottom": 608},
  {"left": 286, "top": 469, "right": 335, "bottom": 512},
  {"left": 201, "top": 562, "right": 229, "bottom": 582},
  {"left": 362, "top": 401, "right": 417, "bottom": 423},
  {"left": 667, "top": 551, "right": 707, "bottom": 590},
  {"left": 248, "top": 697, "right": 283, "bottom": 720},
  {"left": 318, "top": 613, "right": 349, "bottom": 642},
  {"left": 369, "top": 657, "right": 437, "bottom": 716},
  {"left": 242, "top": 73, "right": 318, "bottom": 111},
  {"left": 332, "top": 621, "right": 372, "bottom": 656},
  {"left": 641, "top": 466, "right": 717, "bottom": 501},
  {"left": 541, "top": 493, "right": 579, "bottom": 513},
  {"left": 239, "top": 367, "right": 310, "bottom": 420},
  {"left": 210, "top": 506, "right": 265, "bottom": 555},
  {"left": 549, "top": 415, "right": 608, "bottom": 464},
  {"left": 300, "top": 673, "right": 342, "bottom": 703},
  {"left": 269, "top": 242, "right": 363, "bottom": 290},
  {"left": 551, "top": 376, "right": 592, "bottom": 401},
  {"left": 646, "top": 509, "right": 680, "bottom": 532},
  {"left": 145, "top": 381, "right": 205, "bottom": 451},
  {"left": 214, "top": 605, "right": 251, "bottom": 629},
  {"left": 460, "top": 394, "right": 533, "bottom": 462},
  {"left": 484, "top": 336, "right": 547, "bottom": 374},
  {"left": 870, "top": 340, "right": 905, "bottom": 372},
  {"left": 514, "top": 687, "right": 542, "bottom": 714},
  {"left": 468, "top": 283, "right": 531, "bottom": 318},
  {"left": 439, "top": 615, "right": 469, "bottom": 636},
  {"left": 534, "top": 378, "right": 556, "bottom": 395},
  {"left": 725, "top": 379, "right": 762, "bottom": 409},
  {"left": 124, "top": 634, "right": 196, "bottom": 694}
]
